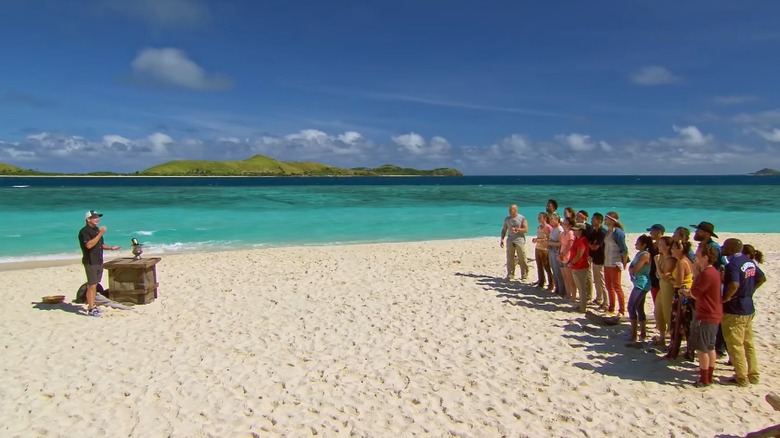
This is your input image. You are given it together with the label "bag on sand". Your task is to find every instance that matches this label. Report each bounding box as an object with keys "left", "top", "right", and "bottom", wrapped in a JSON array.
[{"left": 74, "top": 283, "right": 108, "bottom": 304}]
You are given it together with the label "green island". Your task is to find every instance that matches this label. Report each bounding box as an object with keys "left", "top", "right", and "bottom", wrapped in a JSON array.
[
  {"left": 0, "top": 155, "right": 463, "bottom": 177},
  {"left": 749, "top": 168, "right": 780, "bottom": 176}
]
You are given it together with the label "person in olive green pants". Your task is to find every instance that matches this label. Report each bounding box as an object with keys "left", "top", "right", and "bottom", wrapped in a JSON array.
[{"left": 721, "top": 239, "right": 766, "bottom": 387}]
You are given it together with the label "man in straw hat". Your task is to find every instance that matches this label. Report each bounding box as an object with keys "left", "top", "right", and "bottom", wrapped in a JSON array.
[{"left": 691, "top": 221, "right": 726, "bottom": 270}]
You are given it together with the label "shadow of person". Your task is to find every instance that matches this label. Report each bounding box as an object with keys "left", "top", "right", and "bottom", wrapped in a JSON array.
[
  {"left": 561, "top": 319, "right": 694, "bottom": 386},
  {"left": 456, "top": 271, "right": 695, "bottom": 386},
  {"left": 31, "top": 301, "right": 84, "bottom": 315},
  {"left": 456, "top": 271, "right": 573, "bottom": 313}
]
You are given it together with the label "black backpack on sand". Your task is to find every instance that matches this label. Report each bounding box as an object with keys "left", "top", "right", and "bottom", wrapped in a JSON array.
[{"left": 74, "top": 283, "right": 108, "bottom": 304}]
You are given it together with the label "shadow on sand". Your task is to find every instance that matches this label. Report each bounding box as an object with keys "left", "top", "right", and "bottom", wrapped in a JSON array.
[
  {"left": 31, "top": 301, "right": 85, "bottom": 315},
  {"left": 455, "top": 271, "right": 697, "bottom": 386}
]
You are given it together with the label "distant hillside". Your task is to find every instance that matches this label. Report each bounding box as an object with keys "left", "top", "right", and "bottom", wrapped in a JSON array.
[
  {"left": 0, "top": 162, "right": 43, "bottom": 175},
  {"left": 358, "top": 164, "right": 463, "bottom": 177},
  {"left": 140, "top": 155, "right": 463, "bottom": 176},
  {"left": 749, "top": 168, "right": 780, "bottom": 176}
]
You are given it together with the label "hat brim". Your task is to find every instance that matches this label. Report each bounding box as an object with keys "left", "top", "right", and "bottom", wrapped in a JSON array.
[{"left": 690, "top": 224, "right": 717, "bottom": 238}]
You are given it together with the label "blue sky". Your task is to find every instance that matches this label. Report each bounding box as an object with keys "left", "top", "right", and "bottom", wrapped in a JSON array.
[{"left": 1, "top": 0, "right": 779, "bottom": 174}]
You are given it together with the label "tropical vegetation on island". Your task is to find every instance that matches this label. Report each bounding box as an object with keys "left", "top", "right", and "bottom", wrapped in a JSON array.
[
  {"left": 0, "top": 155, "right": 463, "bottom": 177},
  {"left": 749, "top": 168, "right": 780, "bottom": 176}
]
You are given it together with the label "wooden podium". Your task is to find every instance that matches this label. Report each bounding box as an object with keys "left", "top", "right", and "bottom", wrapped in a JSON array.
[{"left": 103, "top": 257, "right": 161, "bottom": 304}]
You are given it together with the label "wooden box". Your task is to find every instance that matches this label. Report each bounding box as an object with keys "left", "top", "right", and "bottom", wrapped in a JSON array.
[{"left": 103, "top": 257, "right": 161, "bottom": 304}]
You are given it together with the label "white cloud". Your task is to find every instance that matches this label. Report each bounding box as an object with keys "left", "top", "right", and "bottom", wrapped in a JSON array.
[
  {"left": 130, "top": 47, "right": 232, "bottom": 91},
  {"left": 733, "top": 109, "right": 780, "bottom": 127},
  {"left": 338, "top": 131, "right": 363, "bottom": 144},
  {"left": 216, "top": 137, "right": 242, "bottom": 144},
  {"left": 656, "top": 125, "right": 713, "bottom": 148},
  {"left": 630, "top": 65, "right": 681, "bottom": 85},
  {"left": 1, "top": 125, "right": 777, "bottom": 175},
  {"left": 748, "top": 128, "right": 780, "bottom": 142},
  {"left": 392, "top": 132, "right": 451, "bottom": 157},
  {"left": 391, "top": 133, "right": 425, "bottom": 154},
  {"left": 365, "top": 92, "right": 560, "bottom": 117},
  {"left": 147, "top": 132, "right": 174, "bottom": 155},
  {"left": 257, "top": 129, "right": 374, "bottom": 157},
  {"left": 500, "top": 135, "right": 531, "bottom": 155},
  {"left": 103, "top": 135, "right": 131, "bottom": 146},
  {"left": 100, "top": 0, "right": 209, "bottom": 29},
  {"left": 556, "top": 133, "right": 596, "bottom": 152},
  {"left": 712, "top": 95, "right": 757, "bottom": 105}
]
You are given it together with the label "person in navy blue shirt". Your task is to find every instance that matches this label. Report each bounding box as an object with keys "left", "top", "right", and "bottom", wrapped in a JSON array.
[{"left": 720, "top": 238, "right": 766, "bottom": 387}]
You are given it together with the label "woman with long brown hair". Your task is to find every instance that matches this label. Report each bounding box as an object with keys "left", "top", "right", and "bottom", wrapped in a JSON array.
[
  {"left": 653, "top": 236, "right": 677, "bottom": 347},
  {"left": 667, "top": 238, "right": 694, "bottom": 360},
  {"left": 603, "top": 212, "right": 628, "bottom": 316}
]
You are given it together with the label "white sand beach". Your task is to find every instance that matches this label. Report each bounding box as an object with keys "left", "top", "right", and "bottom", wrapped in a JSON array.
[{"left": 1, "top": 233, "right": 778, "bottom": 437}]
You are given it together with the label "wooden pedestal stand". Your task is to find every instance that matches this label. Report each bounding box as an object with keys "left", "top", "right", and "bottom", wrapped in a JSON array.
[{"left": 103, "top": 257, "right": 161, "bottom": 304}]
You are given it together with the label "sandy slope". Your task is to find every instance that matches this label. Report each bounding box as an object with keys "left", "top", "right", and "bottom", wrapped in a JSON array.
[{"left": 0, "top": 234, "right": 777, "bottom": 437}]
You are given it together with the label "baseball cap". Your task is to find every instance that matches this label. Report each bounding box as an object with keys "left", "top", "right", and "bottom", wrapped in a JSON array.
[
  {"left": 85, "top": 210, "right": 103, "bottom": 219},
  {"left": 646, "top": 224, "right": 665, "bottom": 233}
]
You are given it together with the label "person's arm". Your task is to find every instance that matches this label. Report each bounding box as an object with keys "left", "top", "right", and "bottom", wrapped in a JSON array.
[
  {"left": 548, "top": 229, "right": 561, "bottom": 247},
  {"left": 84, "top": 227, "right": 106, "bottom": 250},
  {"left": 570, "top": 243, "right": 586, "bottom": 266},
  {"left": 631, "top": 252, "right": 650, "bottom": 276},
  {"left": 721, "top": 262, "right": 740, "bottom": 302},
  {"left": 519, "top": 219, "right": 528, "bottom": 234},
  {"left": 755, "top": 267, "right": 767, "bottom": 290},
  {"left": 673, "top": 258, "right": 685, "bottom": 288},
  {"left": 615, "top": 230, "right": 629, "bottom": 265},
  {"left": 500, "top": 221, "right": 508, "bottom": 248},
  {"left": 662, "top": 257, "right": 677, "bottom": 281},
  {"left": 722, "top": 281, "right": 739, "bottom": 303},
  {"left": 101, "top": 243, "right": 120, "bottom": 251}
]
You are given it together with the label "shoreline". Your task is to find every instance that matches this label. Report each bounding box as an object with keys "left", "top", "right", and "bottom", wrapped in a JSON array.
[{"left": 0, "top": 237, "right": 492, "bottom": 271}]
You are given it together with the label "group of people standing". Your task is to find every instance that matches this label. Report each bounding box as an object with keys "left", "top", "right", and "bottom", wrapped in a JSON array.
[{"left": 500, "top": 201, "right": 767, "bottom": 388}]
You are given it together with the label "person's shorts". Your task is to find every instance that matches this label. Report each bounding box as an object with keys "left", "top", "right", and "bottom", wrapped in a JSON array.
[
  {"left": 690, "top": 319, "right": 718, "bottom": 352},
  {"left": 84, "top": 264, "right": 103, "bottom": 285}
]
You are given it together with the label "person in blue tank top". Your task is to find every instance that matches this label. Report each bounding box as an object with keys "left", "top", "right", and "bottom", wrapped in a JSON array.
[{"left": 626, "top": 235, "right": 653, "bottom": 346}]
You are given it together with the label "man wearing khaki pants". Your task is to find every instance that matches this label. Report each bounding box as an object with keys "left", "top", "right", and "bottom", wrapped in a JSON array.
[
  {"left": 500, "top": 204, "right": 529, "bottom": 282},
  {"left": 721, "top": 238, "right": 766, "bottom": 386}
]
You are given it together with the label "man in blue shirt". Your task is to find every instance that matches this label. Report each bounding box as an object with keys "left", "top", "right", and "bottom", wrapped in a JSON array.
[{"left": 721, "top": 238, "right": 766, "bottom": 387}]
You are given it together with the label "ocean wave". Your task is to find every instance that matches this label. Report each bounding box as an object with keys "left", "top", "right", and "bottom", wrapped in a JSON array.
[
  {"left": 141, "top": 240, "right": 245, "bottom": 254},
  {"left": 0, "top": 241, "right": 246, "bottom": 263},
  {"left": 0, "top": 252, "right": 80, "bottom": 264},
  {"left": 133, "top": 230, "right": 156, "bottom": 236}
]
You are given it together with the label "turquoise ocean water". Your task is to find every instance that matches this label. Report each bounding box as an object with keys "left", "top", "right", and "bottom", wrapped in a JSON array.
[{"left": 1, "top": 175, "right": 778, "bottom": 263}]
